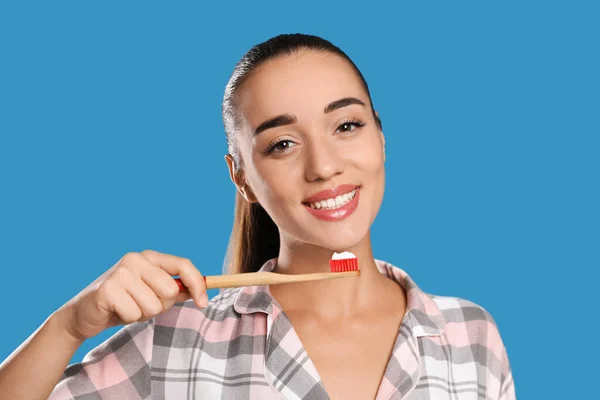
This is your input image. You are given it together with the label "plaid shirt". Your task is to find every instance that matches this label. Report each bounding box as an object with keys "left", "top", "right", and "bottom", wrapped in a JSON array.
[{"left": 49, "top": 258, "right": 515, "bottom": 399}]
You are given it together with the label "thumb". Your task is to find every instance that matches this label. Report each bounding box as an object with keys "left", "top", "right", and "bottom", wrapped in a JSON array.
[{"left": 175, "top": 291, "right": 194, "bottom": 304}]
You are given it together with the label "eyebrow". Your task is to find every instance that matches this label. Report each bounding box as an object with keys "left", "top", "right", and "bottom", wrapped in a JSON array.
[{"left": 253, "top": 97, "right": 366, "bottom": 136}]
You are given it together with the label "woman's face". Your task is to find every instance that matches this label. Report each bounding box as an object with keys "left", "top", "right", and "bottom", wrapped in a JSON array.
[{"left": 228, "top": 50, "right": 385, "bottom": 252}]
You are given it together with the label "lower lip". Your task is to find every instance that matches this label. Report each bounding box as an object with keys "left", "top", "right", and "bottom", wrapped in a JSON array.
[{"left": 302, "top": 187, "right": 361, "bottom": 222}]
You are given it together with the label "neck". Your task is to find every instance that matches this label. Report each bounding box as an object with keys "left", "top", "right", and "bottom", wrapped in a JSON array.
[{"left": 270, "top": 232, "right": 396, "bottom": 320}]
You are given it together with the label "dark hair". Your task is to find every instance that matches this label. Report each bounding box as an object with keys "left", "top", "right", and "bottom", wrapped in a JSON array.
[{"left": 221, "top": 33, "right": 382, "bottom": 275}]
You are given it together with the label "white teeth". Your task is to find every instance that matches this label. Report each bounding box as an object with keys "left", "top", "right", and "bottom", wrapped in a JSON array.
[{"left": 306, "top": 188, "right": 357, "bottom": 210}]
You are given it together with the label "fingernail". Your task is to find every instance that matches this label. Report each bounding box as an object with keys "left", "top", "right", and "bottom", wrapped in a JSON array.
[{"left": 199, "top": 293, "right": 209, "bottom": 308}]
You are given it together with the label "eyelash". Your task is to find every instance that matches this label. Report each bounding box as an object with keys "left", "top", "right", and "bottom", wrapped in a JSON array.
[{"left": 263, "top": 118, "right": 367, "bottom": 155}]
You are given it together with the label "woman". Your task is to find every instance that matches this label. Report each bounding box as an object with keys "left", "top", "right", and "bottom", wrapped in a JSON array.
[{"left": 0, "top": 33, "right": 515, "bottom": 399}]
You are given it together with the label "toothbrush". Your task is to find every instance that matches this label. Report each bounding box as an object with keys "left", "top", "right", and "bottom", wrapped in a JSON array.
[{"left": 174, "top": 251, "right": 359, "bottom": 291}]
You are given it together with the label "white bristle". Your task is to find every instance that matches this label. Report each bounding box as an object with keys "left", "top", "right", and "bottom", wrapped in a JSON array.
[{"left": 331, "top": 251, "right": 356, "bottom": 260}]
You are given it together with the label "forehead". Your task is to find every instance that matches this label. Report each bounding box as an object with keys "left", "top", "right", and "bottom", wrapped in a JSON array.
[{"left": 237, "top": 51, "right": 368, "bottom": 127}]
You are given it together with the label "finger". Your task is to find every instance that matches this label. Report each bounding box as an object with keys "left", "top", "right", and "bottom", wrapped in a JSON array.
[
  {"left": 113, "top": 291, "right": 143, "bottom": 324},
  {"left": 97, "top": 280, "right": 143, "bottom": 324},
  {"left": 120, "top": 270, "right": 165, "bottom": 319},
  {"left": 139, "top": 250, "right": 208, "bottom": 307},
  {"left": 138, "top": 266, "right": 192, "bottom": 310},
  {"left": 121, "top": 251, "right": 204, "bottom": 308},
  {"left": 138, "top": 262, "right": 181, "bottom": 300}
]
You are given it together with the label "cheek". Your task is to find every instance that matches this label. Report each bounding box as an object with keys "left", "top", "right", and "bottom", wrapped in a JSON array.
[
  {"left": 351, "top": 133, "right": 385, "bottom": 172},
  {"left": 251, "top": 159, "right": 297, "bottom": 205},
  {"left": 251, "top": 164, "right": 303, "bottom": 232}
]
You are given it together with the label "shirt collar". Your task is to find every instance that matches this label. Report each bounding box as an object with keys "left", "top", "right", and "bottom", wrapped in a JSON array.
[{"left": 233, "top": 257, "right": 446, "bottom": 337}]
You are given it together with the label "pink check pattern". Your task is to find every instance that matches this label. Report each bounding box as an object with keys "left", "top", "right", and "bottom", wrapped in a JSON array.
[{"left": 49, "top": 258, "right": 515, "bottom": 399}]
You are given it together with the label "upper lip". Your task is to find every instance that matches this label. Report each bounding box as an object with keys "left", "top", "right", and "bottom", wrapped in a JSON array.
[{"left": 302, "top": 184, "right": 360, "bottom": 203}]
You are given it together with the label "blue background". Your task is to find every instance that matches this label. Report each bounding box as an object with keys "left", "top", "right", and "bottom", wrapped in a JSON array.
[{"left": 1, "top": 1, "right": 598, "bottom": 398}]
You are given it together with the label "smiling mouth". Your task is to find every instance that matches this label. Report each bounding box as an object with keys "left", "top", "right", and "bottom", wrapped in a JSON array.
[{"left": 302, "top": 186, "right": 359, "bottom": 210}]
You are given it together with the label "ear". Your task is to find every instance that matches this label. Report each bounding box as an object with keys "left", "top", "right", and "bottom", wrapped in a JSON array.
[
  {"left": 380, "top": 131, "right": 386, "bottom": 162},
  {"left": 224, "top": 154, "right": 258, "bottom": 203},
  {"left": 373, "top": 111, "right": 385, "bottom": 161}
]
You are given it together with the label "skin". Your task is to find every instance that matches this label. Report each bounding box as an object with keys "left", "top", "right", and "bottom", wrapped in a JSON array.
[{"left": 225, "top": 50, "right": 408, "bottom": 399}]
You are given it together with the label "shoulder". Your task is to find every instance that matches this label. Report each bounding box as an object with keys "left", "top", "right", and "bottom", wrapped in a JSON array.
[
  {"left": 429, "top": 293, "right": 507, "bottom": 356},
  {"left": 432, "top": 294, "right": 502, "bottom": 333},
  {"left": 432, "top": 294, "right": 499, "bottom": 326}
]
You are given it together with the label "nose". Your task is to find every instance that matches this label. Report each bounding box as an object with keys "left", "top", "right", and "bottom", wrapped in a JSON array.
[{"left": 303, "top": 138, "right": 344, "bottom": 182}]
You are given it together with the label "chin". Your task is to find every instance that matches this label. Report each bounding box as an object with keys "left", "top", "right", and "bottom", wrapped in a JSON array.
[{"left": 314, "top": 226, "right": 367, "bottom": 252}]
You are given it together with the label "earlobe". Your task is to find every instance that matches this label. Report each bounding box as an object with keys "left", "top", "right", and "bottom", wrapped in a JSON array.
[{"left": 241, "top": 183, "right": 258, "bottom": 203}]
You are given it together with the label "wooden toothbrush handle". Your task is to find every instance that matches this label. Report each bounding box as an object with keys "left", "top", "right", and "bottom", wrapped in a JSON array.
[{"left": 175, "top": 270, "right": 360, "bottom": 291}]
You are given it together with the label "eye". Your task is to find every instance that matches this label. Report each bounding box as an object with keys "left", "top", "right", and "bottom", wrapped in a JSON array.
[
  {"left": 336, "top": 118, "right": 367, "bottom": 134},
  {"left": 264, "top": 138, "right": 296, "bottom": 155}
]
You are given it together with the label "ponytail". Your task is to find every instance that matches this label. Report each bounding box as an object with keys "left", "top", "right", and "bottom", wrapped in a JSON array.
[{"left": 222, "top": 191, "right": 280, "bottom": 274}]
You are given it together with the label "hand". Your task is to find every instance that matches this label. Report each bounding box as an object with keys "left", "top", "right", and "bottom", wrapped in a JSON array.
[{"left": 55, "top": 250, "right": 208, "bottom": 341}]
